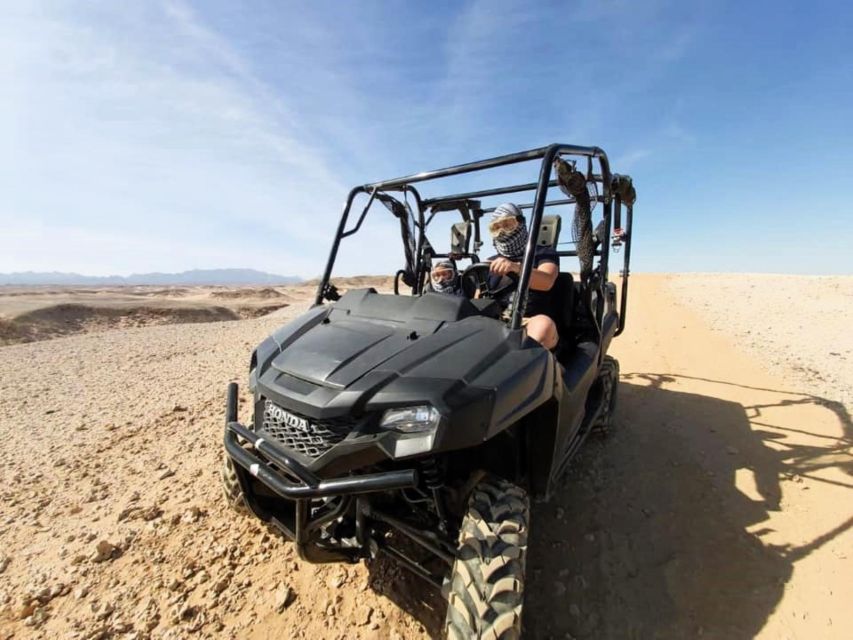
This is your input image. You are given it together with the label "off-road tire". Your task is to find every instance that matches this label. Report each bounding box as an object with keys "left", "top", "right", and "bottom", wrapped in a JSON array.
[
  {"left": 444, "top": 476, "right": 529, "bottom": 640},
  {"left": 592, "top": 355, "right": 619, "bottom": 435},
  {"left": 220, "top": 453, "right": 248, "bottom": 514}
]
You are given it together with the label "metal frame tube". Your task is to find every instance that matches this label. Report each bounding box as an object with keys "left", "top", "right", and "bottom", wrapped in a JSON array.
[
  {"left": 615, "top": 204, "right": 633, "bottom": 336},
  {"left": 423, "top": 179, "right": 558, "bottom": 205},
  {"left": 364, "top": 144, "right": 601, "bottom": 190},
  {"left": 369, "top": 508, "right": 454, "bottom": 565},
  {"left": 224, "top": 421, "right": 418, "bottom": 499},
  {"left": 422, "top": 174, "right": 604, "bottom": 207},
  {"left": 509, "top": 144, "right": 611, "bottom": 329},
  {"left": 316, "top": 144, "right": 613, "bottom": 316},
  {"left": 315, "top": 187, "right": 366, "bottom": 305}
]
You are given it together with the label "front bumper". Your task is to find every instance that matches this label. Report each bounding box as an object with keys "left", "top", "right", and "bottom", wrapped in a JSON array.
[
  {"left": 223, "top": 383, "right": 427, "bottom": 565},
  {"left": 224, "top": 420, "right": 417, "bottom": 499}
]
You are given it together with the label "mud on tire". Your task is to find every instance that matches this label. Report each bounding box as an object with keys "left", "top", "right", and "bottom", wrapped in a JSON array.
[
  {"left": 220, "top": 453, "right": 248, "bottom": 514},
  {"left": 592, "top": 355, "right": 619, "bottom": 435},
  {"left": 444, "top": 476, "right": 529, "bottom": 640}
]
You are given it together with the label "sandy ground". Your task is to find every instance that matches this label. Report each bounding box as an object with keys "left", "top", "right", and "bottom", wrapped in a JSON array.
[{"left": 0, "top": 274, "right": 850, "bottom": 639}]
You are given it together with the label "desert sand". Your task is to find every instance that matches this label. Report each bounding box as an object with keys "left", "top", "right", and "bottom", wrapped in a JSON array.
[{"left": 0, "top": 274, "right": 850, "bottom": 639}]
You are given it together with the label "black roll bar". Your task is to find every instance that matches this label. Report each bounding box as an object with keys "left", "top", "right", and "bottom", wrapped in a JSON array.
[
  {"left": 315, "top": 143, "right": 616, "bottom": 330},
  {"left": 615, "top": 202, "right": 633, "bottom": 336},
  {"left": 314, "top": 185, "right": 426, "bottom": 304},
  {"left": 422, "top": 175, "right": 604, "bottom": 207},
  {"left": 510, "top": 144, "right": 611, "bottom": 330},
  {"left": 364, "top": 144, "right": 602, "bottom": 190}
]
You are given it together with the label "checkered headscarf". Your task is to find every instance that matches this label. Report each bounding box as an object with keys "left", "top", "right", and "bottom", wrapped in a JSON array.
[{"left": 492, "top": 203, "right": 528, "bottom": 260}]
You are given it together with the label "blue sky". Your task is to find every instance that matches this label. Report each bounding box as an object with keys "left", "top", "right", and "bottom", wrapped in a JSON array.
[{"left": 2, "top": 0, "right": 851, "bottom": 277}]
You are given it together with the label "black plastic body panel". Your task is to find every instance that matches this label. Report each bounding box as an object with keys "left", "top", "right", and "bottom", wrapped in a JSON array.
[{"left": 247, "top": 288, "right": 595, "bottom": 492}]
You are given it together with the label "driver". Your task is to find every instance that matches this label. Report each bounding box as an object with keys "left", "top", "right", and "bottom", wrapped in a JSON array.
[{"left": 487, "top": 203, "right": 559, "bottom": 349}]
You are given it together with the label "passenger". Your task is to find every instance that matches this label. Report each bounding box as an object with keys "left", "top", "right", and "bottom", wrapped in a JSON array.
[
  {"left": 429, "top": 259, "right": 463, "bottom": 296},
  {"left": 487, "top": 203, "right": 559, "bottom": 350}
]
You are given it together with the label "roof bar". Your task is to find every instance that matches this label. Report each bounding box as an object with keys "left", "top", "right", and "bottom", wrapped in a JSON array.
[
  {"left": 364, "top": 144, "right": 601, "bottom": 191},
  {"left": 423, "top": 180, "right": 556, "bottom": 206},
  {"left": 423, "top": 174, "right": 605, "bottom": 207},
  {"left": 480, "top": 195, "right": 605, "bottom": 214}
]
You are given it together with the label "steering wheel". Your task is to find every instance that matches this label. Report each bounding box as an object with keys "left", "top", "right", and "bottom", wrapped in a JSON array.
[{"left": 460, "top": 262, "right": 519, "bottom": 300}]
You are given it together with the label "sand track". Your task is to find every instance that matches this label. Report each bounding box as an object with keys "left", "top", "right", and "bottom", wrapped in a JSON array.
[{"left": 0, "top": 275, "right": 849, "bottom": 639}]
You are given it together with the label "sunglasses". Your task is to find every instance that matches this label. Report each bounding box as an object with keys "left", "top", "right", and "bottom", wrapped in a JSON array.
[{"left": 488, "top": 216, "right": 520, "bottom": 237}]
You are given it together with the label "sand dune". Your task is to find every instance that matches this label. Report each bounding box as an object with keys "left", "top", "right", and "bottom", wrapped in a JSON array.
[
  {"left": 0, "top": 286, "right": 305, "bottom": 346},
  {"left": 304, "top": 275, "right": 396, "bottom": 290},
  {"left": 208, "top": 287, "right": 289, "bottom": 300},
  {"left": 0, "top": 274, "right": 849, "bottom": 638}
]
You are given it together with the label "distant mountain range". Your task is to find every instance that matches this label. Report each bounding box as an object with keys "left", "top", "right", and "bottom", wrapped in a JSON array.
[{"left": 0, "top": 269, "right": 302, "bottom": 286}]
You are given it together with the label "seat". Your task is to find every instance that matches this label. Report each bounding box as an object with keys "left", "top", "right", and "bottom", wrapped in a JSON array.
[
  {"left": 548, "top": 272, "right": 575, "bottom": 335},
  {"left": 538, "top": 215, "right": 562, "bottom": 248},
  {"left": 450, "top": 222, "right": 471, "bottom": 256}
]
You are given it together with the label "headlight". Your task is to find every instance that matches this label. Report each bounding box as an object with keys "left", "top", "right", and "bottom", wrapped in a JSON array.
[{"left": 380, "top": 405, "right": 441, "bottom": 434}]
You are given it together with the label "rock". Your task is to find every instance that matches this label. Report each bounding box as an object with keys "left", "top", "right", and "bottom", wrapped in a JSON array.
[
  {"left": 212, "top": 575, "right": 231, "bottom": 595},
  {"left": 726, "top": 446, "right": 739, "bottom": 455},
  {"left": 117, "top": 506, "right": 139, "bottom": 522},
  {"left": 554, "top": 581, "right": 567, "bottom": 597},
  {"left": 17, "top": 601, "right": 37, "bottom": 620},
  {"left": 92, "top": 601, "right": 115, "bottom": 621},
  {"left": 172, "top": 405, "right": 188, "bottom": 413},
  {"left": 141, "top": 505, "right": 163, "bottom": 521},
  {"left": 24, "top": 606, "right": 48, "bottom": 627},
  {"left": 181, "top": 506, "right": 204, "bottom": 524},
  {"left": 158, "top": 468, "right": 176, "bottom": 480},
  {"left": 569, "top": 603, "right": 580, "bottom": 617},
  {"left": 357, "top": 605, "right": 373, "bottom": 626},
  {"left": 0, "top": 557, "right": 9, "bottom": 574},
  {"left": 93, "top": 540, "right": 118, "bottom": 562},
  {"left": 275, "top": 585, "right": 296, "bottom": 612},
  {"left": 327, "top": 573, "right": 346, "bottom": 589}
]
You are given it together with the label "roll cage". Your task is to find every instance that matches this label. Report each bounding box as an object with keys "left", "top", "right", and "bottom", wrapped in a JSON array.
[{"left": 314, "top": 143, "right": 634, "bottom": 336}]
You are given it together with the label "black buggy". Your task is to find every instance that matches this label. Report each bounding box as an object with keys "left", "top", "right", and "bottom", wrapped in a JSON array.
[{"left": 221, "top": 143, "right": 636, "bottom": 638}]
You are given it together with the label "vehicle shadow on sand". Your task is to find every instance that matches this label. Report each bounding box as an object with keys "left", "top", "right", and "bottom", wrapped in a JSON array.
[
  {"left": 524, "top": 374, "right": 852, "bottom": 639},
  {"left": 368, "top": 374, "right": 851, "bottom": 638}
]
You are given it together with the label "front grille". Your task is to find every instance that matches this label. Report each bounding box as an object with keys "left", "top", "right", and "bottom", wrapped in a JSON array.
[{"left": 259, "top": 400, "right": 355, "bottom": 459}]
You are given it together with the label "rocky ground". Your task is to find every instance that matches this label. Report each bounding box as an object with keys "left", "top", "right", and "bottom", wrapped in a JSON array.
[{"left": 0, "top": 275, "right": 850, "bottom": 639}]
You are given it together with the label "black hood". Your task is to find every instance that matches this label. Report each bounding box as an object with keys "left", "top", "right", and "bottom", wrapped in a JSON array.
[{"left": 263, "top": 289, "right": 503, "bottom": 390}]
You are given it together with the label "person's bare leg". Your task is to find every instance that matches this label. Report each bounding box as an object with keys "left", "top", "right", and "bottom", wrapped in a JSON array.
[{"left": 524, "top": 315, "right": 558, "bottom": 350}]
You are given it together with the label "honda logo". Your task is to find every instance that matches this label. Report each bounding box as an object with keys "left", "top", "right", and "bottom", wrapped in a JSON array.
[{"left": 268, "top": 404, "right": 310, "bottom": 432}]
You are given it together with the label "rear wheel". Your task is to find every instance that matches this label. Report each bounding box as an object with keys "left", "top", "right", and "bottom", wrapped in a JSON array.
[
  {"left": 593, "top": 355, "right": 619, "bottom": 435},
  {"left": 220, "top": 453, "right": 248, "bottom": 513},
  {"left": 444, "top": 476, "right": 529, "bottom": 640}
]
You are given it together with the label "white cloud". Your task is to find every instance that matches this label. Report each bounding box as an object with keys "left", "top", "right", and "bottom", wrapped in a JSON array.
[{"left": 0, "top": 1, "right": 355, "bottom": 278}]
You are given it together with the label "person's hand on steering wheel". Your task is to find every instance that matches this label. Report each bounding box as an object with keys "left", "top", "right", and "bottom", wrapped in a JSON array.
[
  {"left": 460, "top": 262, "right": 519, "bottom": 300},
  {"left": 489, "top": 257, "right": 521, "bottom": 277}
]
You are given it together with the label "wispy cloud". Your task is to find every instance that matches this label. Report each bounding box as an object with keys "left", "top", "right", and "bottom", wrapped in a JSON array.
[{"left": 0, "top": 1, "right": 357, "bottom": 276}]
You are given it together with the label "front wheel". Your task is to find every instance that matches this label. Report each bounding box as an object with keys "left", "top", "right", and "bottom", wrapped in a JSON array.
[
  {"left": 592, "top": 355, "right": 619, "bottom": 435},
  {"left": 220, "top": 453, "right": 248, "bottom": 514},
  {"left": 444, "top": 476, "right": 530, "bottom": 640}
]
